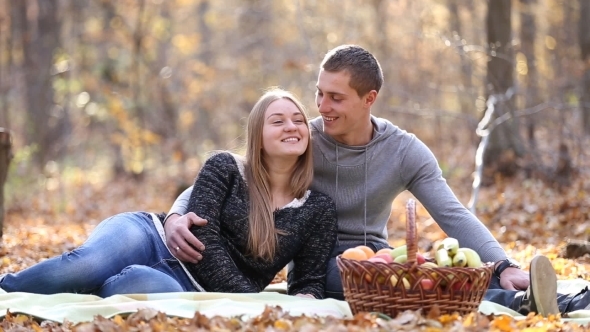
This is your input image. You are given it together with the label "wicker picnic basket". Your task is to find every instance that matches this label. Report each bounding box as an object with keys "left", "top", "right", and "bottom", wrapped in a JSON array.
[{"left": 336, "top": 199, "right": 494, "bottom": 317}]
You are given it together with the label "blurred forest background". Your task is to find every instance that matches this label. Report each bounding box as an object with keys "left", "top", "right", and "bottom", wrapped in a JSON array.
[
  {"left": 1, "top": 1, "right": 590, "bottom": 329},
  {"left": 0, "top": 0, "right": 589, "bottom": 251}
]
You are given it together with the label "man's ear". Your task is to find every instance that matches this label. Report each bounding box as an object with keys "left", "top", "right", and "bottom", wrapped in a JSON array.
[{"left": 364, "top": 90, "right": 378, "bottom": 107}]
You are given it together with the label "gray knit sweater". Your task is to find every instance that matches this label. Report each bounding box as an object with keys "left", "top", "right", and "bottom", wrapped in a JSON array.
[{"left": 170, "top": 116, "right": 507, "bottom": 265}]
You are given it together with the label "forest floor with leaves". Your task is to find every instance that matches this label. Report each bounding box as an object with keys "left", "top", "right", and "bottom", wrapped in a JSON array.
[{"left": 0, "top": 161, "right": 590, "bottom": 331}]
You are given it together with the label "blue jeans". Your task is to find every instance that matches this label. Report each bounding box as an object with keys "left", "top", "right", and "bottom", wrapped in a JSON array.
[
  {"left": 483, "top": 275, "right": 520, "bottom": 309},
  {"left": 0, "top": 212, "right": 196, "bottom": 297}
]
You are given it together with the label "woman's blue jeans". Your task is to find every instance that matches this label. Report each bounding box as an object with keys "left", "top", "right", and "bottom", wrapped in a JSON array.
[{"left": 0, "top": 212, "right": 196, "bottom": 297}]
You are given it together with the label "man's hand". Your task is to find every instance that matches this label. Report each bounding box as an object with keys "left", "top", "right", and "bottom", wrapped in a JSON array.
[
  {"left": 498, "top": 267, "right": 529, "bottom": 291},
  {"left": 164, "top": 212, "right": 207, "bottom": 263}
]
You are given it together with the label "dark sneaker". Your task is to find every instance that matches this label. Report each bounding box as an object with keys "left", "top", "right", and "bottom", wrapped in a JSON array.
[{"left": 518, "top": 255, "right": 559, "bottom": 316}]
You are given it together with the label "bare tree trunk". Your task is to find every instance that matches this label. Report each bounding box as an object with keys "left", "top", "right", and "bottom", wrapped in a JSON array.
[
  {"left": 448, "top": 0, "right": 478, "bottom": 147},
  {"left": 371, "top": 0, "right": 390, "bottom": 98},
  {"left": 197, "top": 0, "right": 212, "bottom": 65},
  {"left": 97, "top": 0, "right": 126, "bottom": 177},
  {"left": 580, "top": 0, "right": 590, "bottom": 134},
  {"left": 128, "top": 0, "right": 146, "bottom": 180},
  {"left": 132, "top": 0, "right": 146, "bottom": 124},
  {"left": 0, "top": 129, "right": 11, "bottom": 239},
  {"left": 60, "top": 0, "right": 83, "bottom": 160},
  {"left": 519, "top": 0, "right": 539, "bottom": 149},
  {"left": 194, "top": 0, "right": 220, "bottom": 149},
  {"left": 483, "top": 0, "right": 525, "bottom": 183},
  {"left": 237, "top": 0, "right": 273, "bottom": 93},
  {"left": 19, "top": 0, "right": 66, "bottom": 167},
  {"left": 0, "top": 0, "right": 12, "bottom": 129},
  {"left": 155, "top": 1, "right": 177, "bottom": 138},
  {"left": 448, "top": 0, "right": 474, "bottom": 115}
]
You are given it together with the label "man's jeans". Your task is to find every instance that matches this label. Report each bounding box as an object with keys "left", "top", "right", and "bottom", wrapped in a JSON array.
[{"left": 0, "top": 212, "right": 196, "bottom": 297}]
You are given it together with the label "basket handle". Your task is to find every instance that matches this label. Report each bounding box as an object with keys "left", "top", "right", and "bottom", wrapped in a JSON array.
[{"left": 405, "top": 199, "right": 418, "bottom": 265}]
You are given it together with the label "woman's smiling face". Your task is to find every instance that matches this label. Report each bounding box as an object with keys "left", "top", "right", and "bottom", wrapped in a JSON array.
[{"left": 261, "top": 98, "right": 309, "bottom": 160}]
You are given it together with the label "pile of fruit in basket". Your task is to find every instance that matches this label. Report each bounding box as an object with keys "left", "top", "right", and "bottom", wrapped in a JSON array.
[{"left": 340, "top": 237, "right": 485, "bottom": 290}]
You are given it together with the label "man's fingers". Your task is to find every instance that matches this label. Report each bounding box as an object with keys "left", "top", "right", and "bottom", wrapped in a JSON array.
[
  {"left": 174, "top": 238, "right": 202, "bottom": 262},
  {"left": 173, "top": 228, "right": 204, "bottom": 260},
  {"left": 186, "top": 212, "right": 208, "bottom": 227},
  {"left": 185, "top": 236, "right": 205, "bottom": 252},
  {"left": 178, "top": 240, "right": 202, "bottom": 260},
  {"left": 182, "top": 213, "right": 206, "bottom": 251},
  {"left": 502, "top": 283, "right": 517, "bottom": 291},
  {"left": 164, "top": 214, "right": 182, "bottom": 248},
  {"left": 178, "top": 224, "right": 206, "bottom": 252},
  {"left": 174, "top": 250, "right": 195, "bottom": 263},
  {"left": 164, "top": 212, "right": 206, "bottom": 263},
  {"left": 192, "top": 218, "right": 208, "bottom": 227},
  {"left": 178, "top": 242, "right": 201, "bottom": 259}
]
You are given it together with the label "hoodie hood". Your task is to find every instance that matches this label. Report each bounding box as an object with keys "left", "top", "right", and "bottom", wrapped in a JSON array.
[
  {"left": 310, "top": 115, "right": 399, "bottom": 168},
  {"left": 309, "top": 115, "right": 401, "bottom": 245},
  {"left": 310, "top": 115, "right": 396, "bottom": 149}
]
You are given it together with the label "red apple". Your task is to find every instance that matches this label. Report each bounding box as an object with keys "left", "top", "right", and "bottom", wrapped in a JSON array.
[
  {"left": 416, "top": 253, "right": 426, "bottom": 265},
  {"left": 373, "top": 253, "right": 393, "bottom": 263},
  {"left": 375, "top": 248, "right": 392, "bottom": 256},
  {"left": 420, "top": 278, "right": 434, "bottom": 290},
  {"left": 368, "top": 256, "right": 388, "bottom": 264},
  {"left": 451, "top": 282, "right": 471, "bottom": 291}
]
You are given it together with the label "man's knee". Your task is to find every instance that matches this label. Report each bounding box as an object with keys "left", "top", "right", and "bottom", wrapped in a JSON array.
[
  {"left": 323, "top": 242, "right": 389, "bottom": 301},
  {"left": 324, "top": 258, "right": 345, "bottom": 300}
]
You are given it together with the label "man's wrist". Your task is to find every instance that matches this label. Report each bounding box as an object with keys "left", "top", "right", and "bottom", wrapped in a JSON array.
[
  {"left": 163, "top": 213, "right": 180, "bottom": 227},
  {"left": 494, "top": 258, "right": 521, "bottom": 279}
]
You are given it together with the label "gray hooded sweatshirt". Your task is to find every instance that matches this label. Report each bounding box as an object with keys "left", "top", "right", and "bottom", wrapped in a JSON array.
[
  {"left": 308, "top": 115, "right": 506, "bottom": 264},
  {"left": 169, "top": 115, "right": 507, "bottom": 264}
]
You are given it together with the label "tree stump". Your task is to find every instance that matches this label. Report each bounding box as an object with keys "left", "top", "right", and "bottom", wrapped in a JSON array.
[
  {"left": 564, "top": 239, "right": 590, "bottom": 259},
  {"left": 0, "top": 128, "right": 12, "bottom": 239}
]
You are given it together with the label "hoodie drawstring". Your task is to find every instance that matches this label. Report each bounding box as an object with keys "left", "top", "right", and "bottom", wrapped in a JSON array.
[
  {"left": 335, "top": 145, "right": 340, "bottom": 245},
  {"left": 364, "top": 146, "right": 368, "bottom": 246}
]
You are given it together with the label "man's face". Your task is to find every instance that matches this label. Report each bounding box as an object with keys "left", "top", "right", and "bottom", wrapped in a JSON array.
[{"left": 315, "top": 69, "right": 371, "bottom": 145}]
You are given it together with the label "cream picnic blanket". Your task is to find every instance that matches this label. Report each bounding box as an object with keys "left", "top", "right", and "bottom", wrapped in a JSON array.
[
  {"left": 1, "top": 280, "right": 590, "bottom": 324},
  {"left": 0, "top": 288, "right": 351, "bottom": 323}
]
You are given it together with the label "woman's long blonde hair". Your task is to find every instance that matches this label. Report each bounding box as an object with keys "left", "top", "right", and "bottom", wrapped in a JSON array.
[{"left": 244, "top": 88, "right": 313, "bottom": 261}]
